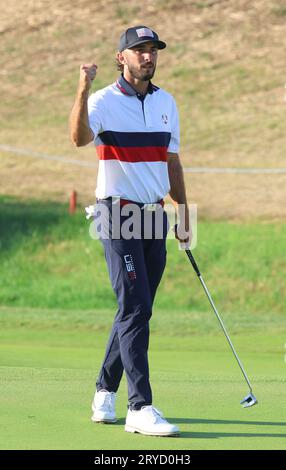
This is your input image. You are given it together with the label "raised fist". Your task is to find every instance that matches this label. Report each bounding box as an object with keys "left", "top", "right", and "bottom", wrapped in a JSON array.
[{"left": 79, "top": 63, "right": 98, "bottom": 90}]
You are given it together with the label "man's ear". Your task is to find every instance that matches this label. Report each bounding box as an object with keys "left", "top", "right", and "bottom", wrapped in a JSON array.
[{"left": 116, "top": 51, "right": 126, "bottom": 67}]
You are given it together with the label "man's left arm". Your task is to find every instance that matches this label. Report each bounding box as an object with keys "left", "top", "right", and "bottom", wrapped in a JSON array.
[{"left": 167, "top": 152, "right": 191, "bottom": 244}]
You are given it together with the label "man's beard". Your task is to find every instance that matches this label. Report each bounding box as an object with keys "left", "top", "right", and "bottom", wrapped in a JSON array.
[{"left": 127, "top": 62, "right": 156, "bottom": 81}]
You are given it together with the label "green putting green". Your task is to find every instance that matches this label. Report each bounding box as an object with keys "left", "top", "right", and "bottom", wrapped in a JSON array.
[{"left": 1, "top": 310, "right": 285, "bottom": 450}]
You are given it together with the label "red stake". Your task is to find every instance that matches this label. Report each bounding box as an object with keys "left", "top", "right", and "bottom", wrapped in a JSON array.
[{"left": 69, "top": 190, "right": 77, "bottom": 214}]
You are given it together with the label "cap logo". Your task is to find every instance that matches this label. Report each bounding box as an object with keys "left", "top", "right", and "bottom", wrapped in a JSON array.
[{"left": 136, "top": 27, "right": 154, "bottom": 38}]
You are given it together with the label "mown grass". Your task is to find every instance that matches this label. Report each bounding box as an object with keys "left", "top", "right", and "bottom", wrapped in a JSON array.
[
  {"left": 1, "top": 312, "right": 285, "bottom": 450},
  {"left": 2, "top": 347, "right": 285, "bottom": 450}
]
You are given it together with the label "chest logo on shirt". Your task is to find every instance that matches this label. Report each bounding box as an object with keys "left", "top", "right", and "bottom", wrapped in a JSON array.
[{"left": 162, "top": 114, "right": 168, "bottom": 125}]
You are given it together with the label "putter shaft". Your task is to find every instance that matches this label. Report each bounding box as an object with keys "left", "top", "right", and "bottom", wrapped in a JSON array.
[
  {"left": 186, "top": 249, "right": 253, "bottom": 394},
  {"left": 198, "top": 274, "right": 253, "bottom": 393}
]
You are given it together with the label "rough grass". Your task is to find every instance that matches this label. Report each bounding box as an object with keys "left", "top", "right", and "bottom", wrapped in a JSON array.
[{"left": 1, "top": 195, "right": 285, "bottom": 317}]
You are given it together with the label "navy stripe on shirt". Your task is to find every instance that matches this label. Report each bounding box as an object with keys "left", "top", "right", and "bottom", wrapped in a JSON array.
[{"left": 98, "top": 131, "right": 171, "bottom": 148}]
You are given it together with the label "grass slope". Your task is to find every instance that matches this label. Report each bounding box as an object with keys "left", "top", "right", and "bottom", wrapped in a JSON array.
[{"left": 0, "top": 1, "right": 286, "bottom": 218}]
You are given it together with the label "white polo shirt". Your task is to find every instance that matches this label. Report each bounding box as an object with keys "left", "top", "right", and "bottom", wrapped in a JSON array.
[{"left": 87, "top": 74, "right": 180, "bottom": 203}]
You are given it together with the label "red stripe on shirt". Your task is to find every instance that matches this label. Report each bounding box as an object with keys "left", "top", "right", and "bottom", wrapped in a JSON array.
[{"left": 96, "top": 145, "right": 167, "bottom": 163}]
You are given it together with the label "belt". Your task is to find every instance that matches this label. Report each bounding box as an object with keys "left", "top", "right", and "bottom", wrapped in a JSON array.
[{"left": 100, "top": 197, "right": 164, "bottom": 210}]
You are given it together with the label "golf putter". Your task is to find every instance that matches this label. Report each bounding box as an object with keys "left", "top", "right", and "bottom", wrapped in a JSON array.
[{"left": 184, "top": 247, "right": 258, "bottom": 408}]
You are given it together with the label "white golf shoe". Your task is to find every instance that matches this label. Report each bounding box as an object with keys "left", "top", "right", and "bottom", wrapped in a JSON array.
[
  {"left": 91, "top": 389, "right": 117, "bottom": 423},
  {"left": 125, "top": 405, "right": 180, "bottom": 437}
]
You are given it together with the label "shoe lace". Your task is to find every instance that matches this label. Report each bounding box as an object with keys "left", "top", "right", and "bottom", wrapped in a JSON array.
[
  {"left": 153, "top": 406, "right": 164, "bottom": 418},
  {"left": 142, "top": 405, "right": 166, "bottom": 424}
]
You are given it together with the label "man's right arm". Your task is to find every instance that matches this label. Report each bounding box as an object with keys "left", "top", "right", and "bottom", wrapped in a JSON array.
[{"left": 69, "top": 63, "right": 98, "bottom": 147}]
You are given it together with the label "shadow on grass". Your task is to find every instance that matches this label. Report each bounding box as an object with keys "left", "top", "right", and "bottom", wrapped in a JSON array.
[
  {"left": 105, "top": 417, "right": 286, "bottom": 440},
  {"left": 171, "top": 417, "right": 286, "bottom": 439},
  {"left": 180, "top": 431, "right": 286, "bottom": 439},
  {"left": 175, "top": 418, "right": 286, "bottom": 427},
  {"left": 0, "top": 195, "right": 80, "bottom": 254}
]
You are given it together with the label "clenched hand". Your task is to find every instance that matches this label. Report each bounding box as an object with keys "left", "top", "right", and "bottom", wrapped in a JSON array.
[{"left": 79, "top": 63, "right": 98, "bottom": 91}]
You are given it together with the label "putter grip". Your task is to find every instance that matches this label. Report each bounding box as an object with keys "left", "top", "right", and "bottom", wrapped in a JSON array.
[{"left": 186, "top": 250, "right": 201, "bottom": 277}]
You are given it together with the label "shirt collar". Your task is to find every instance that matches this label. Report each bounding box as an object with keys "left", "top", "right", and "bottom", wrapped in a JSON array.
[{"left": 116, "top": 74, "right": 159, "bottom": 97}]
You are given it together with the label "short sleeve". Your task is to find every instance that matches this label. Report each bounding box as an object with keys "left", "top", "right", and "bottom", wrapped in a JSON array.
[
  {"left": 167, "top": 97, "right": 180, "bottom": 153},
  {"left": 87, "top": 92, "right": 104, "bottom": 141}
]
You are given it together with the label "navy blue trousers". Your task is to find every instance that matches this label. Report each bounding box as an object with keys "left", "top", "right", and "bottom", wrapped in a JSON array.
[{"left": 96, "top": 200, "right": 168, "bottom": 410}]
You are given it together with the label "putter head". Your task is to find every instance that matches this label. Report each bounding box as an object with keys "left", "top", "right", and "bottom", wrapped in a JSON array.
[{"left": 240, "top": 393, "right": 258, "bottom": 408}]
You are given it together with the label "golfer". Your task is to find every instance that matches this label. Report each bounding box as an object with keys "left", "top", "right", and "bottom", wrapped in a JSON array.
[{"left": 69, "top": 25, "right": 191, "bottom": 437}]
